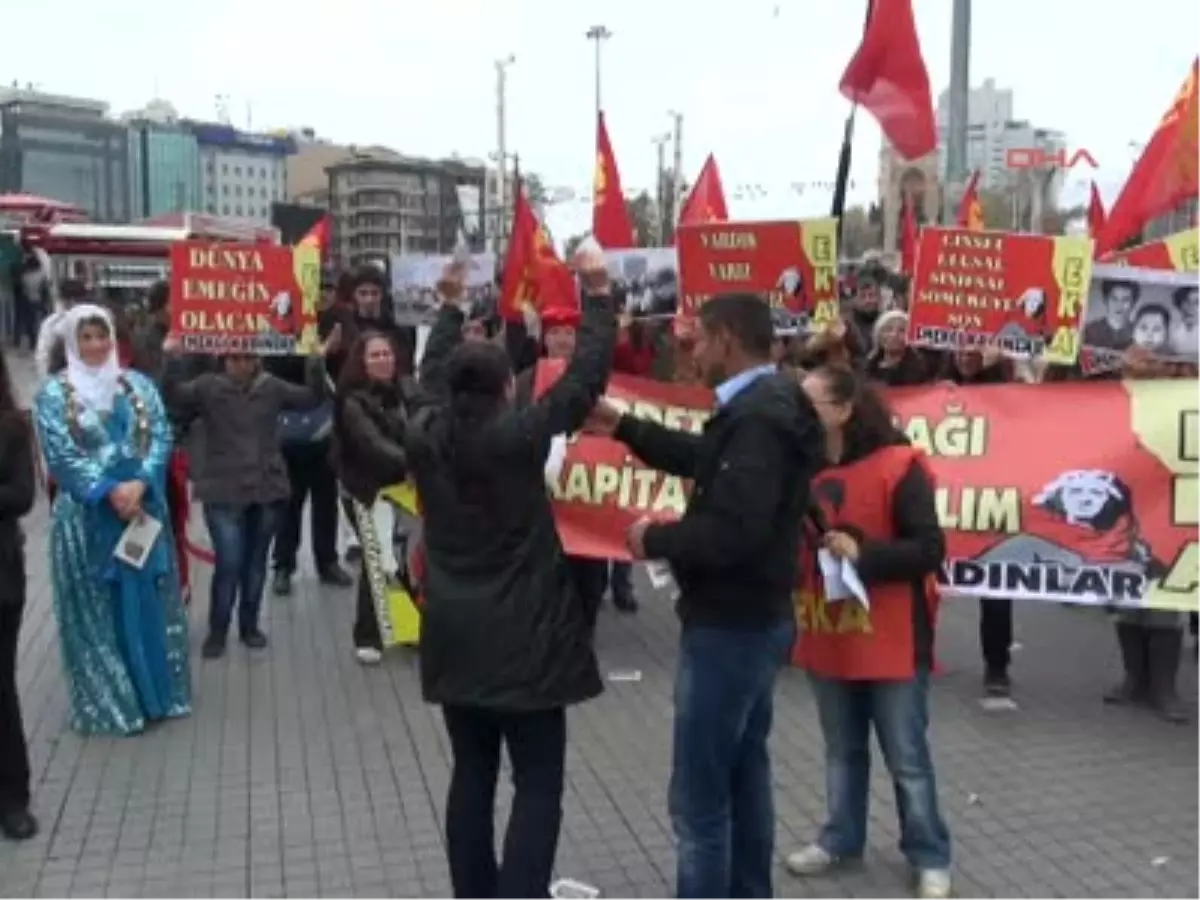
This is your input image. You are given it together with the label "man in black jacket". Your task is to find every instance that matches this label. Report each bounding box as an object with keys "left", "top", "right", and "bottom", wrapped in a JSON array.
[{"left": 588, "top": 292, "right": 823, "bottom": 899}]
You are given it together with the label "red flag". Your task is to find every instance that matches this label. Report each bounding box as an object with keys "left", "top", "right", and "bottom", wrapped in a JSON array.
[
  {"left": 677, "top": 154, "right": 730, "bottom": 229},
  {"left": 499, "top": 186, "right": 576, "bottom": 322},
  {"left": 1087, "top": 182, "right": 1107, "bottom": 242},
  {"left": 838, "top": 0, "right": 936, "bottom": 161},
  {"left": 900, "top": 193, "right": 918, "bottom": 276},
  {"left": 956, "top": 170, "right": 984, "bottom": 230},
  {"left": 1096, "top": 58, "right": 1199, "bottom": 257},
  {"left": 592, "top": 112, "right": 636, "bottom": 248},
  {"left": 298, "top": 215, "right": 329, "bottom": 251}
]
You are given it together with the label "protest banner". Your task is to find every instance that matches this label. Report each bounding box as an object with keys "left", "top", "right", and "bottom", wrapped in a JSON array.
[
  {"left": 603, "top": 247, "right": 678, "bottom": 315},
  {"left": 538, "top": 367, "right": 1197, "bottom": 612},
  {"left": 1099, "top": 227, "right": 1199, "bottom": 272},
  {"left": 534, "top": 360, "right": 713, "bottom": 561},
  {"left": 675, "top": 218, "right": 839, "bottom": 328},
  {"left": 1081, "top": 263, "right": 1199, "bottom": 374},
  {"left": 391, "top": 251, "right": 497, "bottom": 327},
  {"left": 169, "top": 240, "right": 320, "bottom": 355},
  {"left": 907, "top": 228, "right": 1094, "bottom": 364}
]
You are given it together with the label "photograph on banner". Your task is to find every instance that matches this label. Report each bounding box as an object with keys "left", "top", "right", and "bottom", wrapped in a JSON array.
[
  {"left": 169, "top": 240, "right": 320, "bottom": 355},
  {"left": 603, "top": 247, "right": 678, "bottom": 316},
  {"left": 1081, "top": 263, "right": 1199, "bottom": 374},
  {"left": 1098, "top": 227, "right": 1198, "bottom": 272},
  {"left": 906, "top": 228, "right": 1093, "bottom": 365},
  {"left": 390, "top": 251, "right": 497, "bottom": 327},
  {"left": 675, "top": 218, "right": 839, "bottom": 329},
  {"left": 533, "top": 359, "right": 713, "bottom": 561},
  {"left": 887, "top": 380, "right": 1197, "bottom": 611}
]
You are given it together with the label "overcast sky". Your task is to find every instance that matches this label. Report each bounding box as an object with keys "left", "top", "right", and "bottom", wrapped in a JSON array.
[{"left": 3, "top": 0, "right": 1196, "bottom": 243}]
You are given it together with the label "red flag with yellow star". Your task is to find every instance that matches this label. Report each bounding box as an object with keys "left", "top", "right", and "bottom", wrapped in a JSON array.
[
  {"left": 1097, "top": 58, "right": 1198, "bottom": 257},
  {"left": 499, "top": 184, "right": 577, "bottom": 322},
  {"left": 676, "top": 154, "right": 730, "bottom": 237},
  {"left": 592, "top": 111, "right": 636, "bottom": 249}
]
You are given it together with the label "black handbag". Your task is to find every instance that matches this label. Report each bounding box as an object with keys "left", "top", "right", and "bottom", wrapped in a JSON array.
[{"left": 279, "top": 402, "right": 334, "bottom": 445}]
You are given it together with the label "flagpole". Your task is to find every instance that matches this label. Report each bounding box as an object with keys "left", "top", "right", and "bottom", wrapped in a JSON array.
[{"left": 831, "top": 0, "right": 875, "bottom": 250}]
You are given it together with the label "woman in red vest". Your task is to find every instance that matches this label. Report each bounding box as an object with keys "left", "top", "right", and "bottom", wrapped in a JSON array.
[{"left": 784, "top": 365, "right": 953, "bottom": 900}]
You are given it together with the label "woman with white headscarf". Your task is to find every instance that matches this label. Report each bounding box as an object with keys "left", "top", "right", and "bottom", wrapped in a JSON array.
[{"left": 33, "top": 304, "right": 191, "bottom": 736}]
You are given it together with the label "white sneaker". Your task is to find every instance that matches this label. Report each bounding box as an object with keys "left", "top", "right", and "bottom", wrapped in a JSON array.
[
  {"left": 916, "top": 868, "right": 953, "bottom": 899},
  {"left": 784, "top": 844, "right": 836, "bottom": 876},
  {"left": 355, "top": 647, "right": 382, "bottom": 665}
]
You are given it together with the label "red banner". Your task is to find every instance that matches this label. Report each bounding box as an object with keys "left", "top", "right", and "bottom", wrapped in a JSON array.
[
  {"left": 1099, "top": 227, "right": 1199, "bottom": 272},
  {"left": 169, "top": 240, "right": 321, "bottom": 355},
  {"left": 534, "top": 360, "right": 712, "bottom": 561},
  {"left": 907, "top": 227, "right": 1094, "bottom": 365},
  {"left": 675, "top": 218, "right": 840, "bottom": 327},
  {"left": 538, "top": 366, "right": 1196, "bottom": 611}
]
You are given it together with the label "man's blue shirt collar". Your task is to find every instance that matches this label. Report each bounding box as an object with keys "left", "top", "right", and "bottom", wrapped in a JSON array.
[{"left": 714, "top": 363, "right": 777, "bottom": 407}]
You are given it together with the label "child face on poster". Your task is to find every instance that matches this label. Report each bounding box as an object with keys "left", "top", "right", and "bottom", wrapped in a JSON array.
[{"left": 1132, "top": 304, "right": 1171, "bottom": 354}]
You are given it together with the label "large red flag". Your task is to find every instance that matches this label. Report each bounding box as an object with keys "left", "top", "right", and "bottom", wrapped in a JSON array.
[
  {"left": 956, "top": 170, "right": 984, "bottom": 230},
  {"left": 592, "top": 112, "right": 636, "bottom": 248},
  {"left": 1096, "top": 58, "right": 1199, "bottom": 257},
  {"left": 838, "top": 0, "right": 937, "bottom": 161},
  {"left": 900, "top": 193, "right": 918, "bottom": 276},
  {"left": 499, "top": 186, "right": 576, "bottom": 322},
  {"left": 1087, "top": 182, "right": 1107, "bottom": 242},
  {"left": 677, "top": 154, "right": 730, "bottom": 228}
]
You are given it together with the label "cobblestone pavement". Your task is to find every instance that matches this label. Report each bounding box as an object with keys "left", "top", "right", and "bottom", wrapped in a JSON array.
[{"left": 1, "top": 353, "right": 1197, "bottom": 898}]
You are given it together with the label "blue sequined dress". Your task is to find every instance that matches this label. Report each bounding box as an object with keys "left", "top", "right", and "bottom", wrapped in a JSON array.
[{"left": 34, "top": 370, "right": 192, "bottom": 736}]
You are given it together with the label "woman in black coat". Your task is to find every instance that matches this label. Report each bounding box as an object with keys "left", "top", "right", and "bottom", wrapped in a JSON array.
[
  {"left": 0, "top": 347, "right": 37, "bottom": 841},
  {"left": 403, "top": 254, "right": 616, "bottom": 899},
  {"left": 332, "top": 331, "right": 413, "bottom": 664}
]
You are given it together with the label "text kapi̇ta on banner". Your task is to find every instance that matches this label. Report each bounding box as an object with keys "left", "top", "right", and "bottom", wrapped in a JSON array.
[
  {"left": 675, "top": 218, "right": 839, "bottom": 329},
  {"left": 169, "top": 240, "right": 321, "bottom": 355},
  {"left": 906, "top": 227, "right": 1094, "bottom": 365},
  {"left": 536, "top": 365, "right": 1197, "bottom": 612}
]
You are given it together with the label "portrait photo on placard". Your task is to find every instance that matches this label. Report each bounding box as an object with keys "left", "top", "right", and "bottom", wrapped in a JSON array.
[{"left": 1081, "top": 263, "right": 1198, "bottom": 370}]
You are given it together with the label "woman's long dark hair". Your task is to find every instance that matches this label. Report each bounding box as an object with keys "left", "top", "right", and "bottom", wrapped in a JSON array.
[
  {"left": 442, "top": 341, "right": 513, "bottom": 507},
  {"left": 813, "top": 364, "right": 906, "bottom": 458},
  {"left": 336, "top": 330, "right": 398, "bottom": 396}
]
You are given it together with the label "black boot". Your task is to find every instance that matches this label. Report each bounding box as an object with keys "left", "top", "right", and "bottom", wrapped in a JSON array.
[
  {"left": 1147, "top": 628, "right": 1188, "bottom": 724},
  {"left": 1103, "top": 622, "right": 1149, "bottom": 704}
]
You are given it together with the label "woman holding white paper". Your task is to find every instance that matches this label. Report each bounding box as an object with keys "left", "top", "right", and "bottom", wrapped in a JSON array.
[
  {"left": 785, "top": 365, "right": 952, "bottom": 900},
  {"left": 33, "top": 304, "right": 191, "bottom": 736}
]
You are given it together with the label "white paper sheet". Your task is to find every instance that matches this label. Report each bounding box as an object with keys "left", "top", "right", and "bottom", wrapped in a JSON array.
[
  {"left": 114, "top": 515, "right": 163, "bottom": 570},
  {"left": 818, "top": 548, "right": 870, "bottom": 608}
]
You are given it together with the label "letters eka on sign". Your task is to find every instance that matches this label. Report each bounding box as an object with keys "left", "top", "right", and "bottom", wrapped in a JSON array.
[{"left": 1005, "top": 148, "right": 1099, "bottom": 170}]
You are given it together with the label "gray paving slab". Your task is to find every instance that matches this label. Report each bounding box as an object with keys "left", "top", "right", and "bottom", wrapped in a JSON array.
[{"left": 1, "top": 350, "right": 1196, "bottom": 898}]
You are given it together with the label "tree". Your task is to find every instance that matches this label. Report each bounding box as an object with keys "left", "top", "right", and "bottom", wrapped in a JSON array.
[
  {"left": 840, "top": 205, "right": 880, "bottom": 258},
  {"left": 523, "top": 172, "right": 549, "bottom": 219},
  {"left": 625, "top": 191, "right": 659, "bottom": 247}
]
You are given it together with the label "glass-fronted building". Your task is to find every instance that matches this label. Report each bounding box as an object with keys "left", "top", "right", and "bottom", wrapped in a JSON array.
[
  {"left": 128, "top": 123, "right": 201, "bottom": 218},
  {"left": 0, "top": 92, "right": 132, "bottom": 222}
]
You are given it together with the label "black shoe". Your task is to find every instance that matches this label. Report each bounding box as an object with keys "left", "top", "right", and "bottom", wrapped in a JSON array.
[
  {"left": 201, "top": 633, "right": 227, "bottom": 659},
  {"left": 272, "top": 570, "right": 293, "bottom": 597},
  {"left": 240, "top": 630, "right": 269, "bottom": 650},
  {"left": 0, "top": 809, "right": 38, "bottom": 841},
  {"left": 983, "top": 670, "right": 1011, "bottom": 698},
  {"left": 345, "top": 545, "right": 363, "bottom": 563},
  {"left": 613, "top": 593, "right": 639, "bottom": 613},
  {"left": 318, "top": 563, "right": 354, "bottom": 588}
]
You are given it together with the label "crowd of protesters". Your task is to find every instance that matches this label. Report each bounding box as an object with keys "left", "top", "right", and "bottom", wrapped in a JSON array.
[{"left": 0, "top": 240, "right": 1192, "bottom": 900}]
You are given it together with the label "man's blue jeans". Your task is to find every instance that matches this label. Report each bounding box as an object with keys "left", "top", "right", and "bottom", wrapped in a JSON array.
[
  {"left": 808, "top": 670, "right": 951, "bottom": 869},
  {"left": 669, "top": 621, "right": 795, "bottom": 898},
  {"left": 203, "top": 502, "right": 283, "bottom": 638}
]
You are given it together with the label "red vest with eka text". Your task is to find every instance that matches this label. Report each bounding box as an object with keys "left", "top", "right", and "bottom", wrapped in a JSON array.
[{"left": 792, "top": 443, "right": 939, "bottom": 681}]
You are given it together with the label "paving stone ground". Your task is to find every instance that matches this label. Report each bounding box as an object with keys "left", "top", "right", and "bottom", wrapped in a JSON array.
[{"left": 1, "top": 352, "right": 1197, "bottom": 898}]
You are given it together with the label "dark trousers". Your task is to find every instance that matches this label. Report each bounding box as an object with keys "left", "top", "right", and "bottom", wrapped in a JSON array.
[
  {"left": 0, "top": 597, "right": 31, "bottom": 814},
  {"left": 274, "top": 442, "right": 338, "bottom": 573},
  {"left": 12, "top": 299, "right": 38, "bottom": 351},
  {"left": 670, "top": 622, "right": 795, "bottom": 898},
  {"left": 568, "top": 556, "right": 607, "bottom": 631},
  {"left": 204, "top": 502, "right": 283, "bottom": 637},
  {"left": 980, "top": 597, "right": 1013, "bottom": 676},
  {"left": 607, "top": 560, "right": 634, "bottom": 603},
  {"left": 442, "top": 705, "right": 566, "bottom": 899},
  {"left": 354, "top": 561, "right": 383, "bottom": 650}
]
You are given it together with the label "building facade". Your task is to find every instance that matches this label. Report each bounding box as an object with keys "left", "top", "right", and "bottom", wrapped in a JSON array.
[
  {"left": 326, "top": 150, "right": 487, "bottom": 269},
  {"left": 0, "top": 87, "right": 133, "bottom": 222},
  {"left": 188, "top": 122, "right": 296, "bottom": 225},
  {"left": 128, "top": 122, "right": 201, "bottom": 218}
]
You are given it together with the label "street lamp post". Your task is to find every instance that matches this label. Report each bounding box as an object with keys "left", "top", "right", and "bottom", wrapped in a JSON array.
[
  {"left": 494, "top": 54, "right": 516, "bottom": 254},
  {"left": 585, "top": 25, "right": 612, "bottom": 119},
  {"left": 668, "top": 111, "right": 684, "bottom": 226},
  {"left": 651, "top": 132, "right": 671, "bottom": 244}
]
